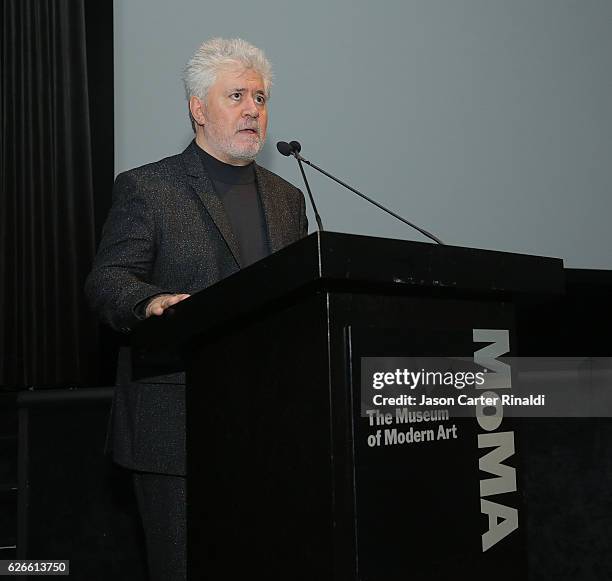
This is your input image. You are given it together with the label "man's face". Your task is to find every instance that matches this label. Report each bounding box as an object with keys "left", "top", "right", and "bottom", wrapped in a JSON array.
[{"left": 195, "top": 66, "right": 268, "bottom": 165}]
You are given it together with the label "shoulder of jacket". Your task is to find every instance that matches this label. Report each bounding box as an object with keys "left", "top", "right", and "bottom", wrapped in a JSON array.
[
  {"left": 115, "top": 151, "right": 184, "bottom": 184},
  {"left": 112, "top": 153, "right": 189, "bottom": 207}
]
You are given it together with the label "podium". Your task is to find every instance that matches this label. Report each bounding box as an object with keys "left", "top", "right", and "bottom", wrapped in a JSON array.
[{"left": 133, "top": 232, "right": 564, "bottom": 581}]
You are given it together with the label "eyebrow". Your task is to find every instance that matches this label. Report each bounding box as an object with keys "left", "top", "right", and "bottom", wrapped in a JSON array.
[{"left": 228, "top": 87, "right": 266, "bottom": 95}]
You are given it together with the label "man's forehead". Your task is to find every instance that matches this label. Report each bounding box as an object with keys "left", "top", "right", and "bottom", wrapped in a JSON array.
[{"left": 214, "top": 66, "right": 265, "bottom": 90}]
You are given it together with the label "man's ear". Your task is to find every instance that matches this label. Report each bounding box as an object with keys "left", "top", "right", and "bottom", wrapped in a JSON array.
[{"left": 189, "top": 96, "right": 206, "bottom": 126}]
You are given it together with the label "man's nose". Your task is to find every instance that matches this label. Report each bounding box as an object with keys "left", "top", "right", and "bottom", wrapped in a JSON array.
[{"left": 242, "top": 95, "right": 260, "bottom": 117}]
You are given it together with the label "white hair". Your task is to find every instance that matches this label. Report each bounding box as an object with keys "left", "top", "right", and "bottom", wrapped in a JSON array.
[{"left": 183, "top": 37, "right": 273, "bottom": 104}]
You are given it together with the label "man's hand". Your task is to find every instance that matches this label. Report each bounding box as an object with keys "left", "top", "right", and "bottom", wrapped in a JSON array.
[{"left": 145, "top": 293, "right": 191, "bottom": 318}]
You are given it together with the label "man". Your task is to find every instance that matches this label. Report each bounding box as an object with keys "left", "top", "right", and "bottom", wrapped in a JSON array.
[{"left": 85, "top": 38, "right": 307, "bottom": 581}]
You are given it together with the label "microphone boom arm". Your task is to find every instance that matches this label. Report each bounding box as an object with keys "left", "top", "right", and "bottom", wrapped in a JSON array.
[
  {"left": 296, "top": 157, "right": 324, "bottom": 231},
  {"left": 293, "top": 152, "right": 444, "bottom": 245}
]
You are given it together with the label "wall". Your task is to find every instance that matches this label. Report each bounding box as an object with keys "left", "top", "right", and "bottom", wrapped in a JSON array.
[{"left": 114, "top": 0, "right": 612, "bottom": 268}]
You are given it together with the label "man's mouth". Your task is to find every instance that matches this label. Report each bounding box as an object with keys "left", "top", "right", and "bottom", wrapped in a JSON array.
[{"left": 238, "top": 128, "right": 258, "bottom": 135}]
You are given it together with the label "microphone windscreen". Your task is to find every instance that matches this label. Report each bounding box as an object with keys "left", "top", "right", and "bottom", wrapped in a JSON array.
[
  {"left": 276, "top": 141, "right": 292, "bottom": 156},
  {"left": 289, "top": 140, "right": 302, "bottom": 153}
]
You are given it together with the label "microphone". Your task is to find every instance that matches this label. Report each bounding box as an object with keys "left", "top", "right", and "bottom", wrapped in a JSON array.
[
  {"left": 276, "top": 141, "right": 293, "bottom": 156},
  {"left": 276, "top": 141, "right": 324, "bottom": 231},
  {"left": 277, "top": 140, "right": 444, "bottom": 245},
  {"left": 276, "top": 140, "right": 301, "bottom": 155}
]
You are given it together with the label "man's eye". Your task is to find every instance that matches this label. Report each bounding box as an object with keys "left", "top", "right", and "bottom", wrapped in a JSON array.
[
  {"left": 255, "top": 95, "right": 266, "bottom": 105},
  {"left": 230, "top": 93, "right": 241, "bottom": 100}
]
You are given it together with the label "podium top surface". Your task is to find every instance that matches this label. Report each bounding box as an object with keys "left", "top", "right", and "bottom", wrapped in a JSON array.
[{"left": 132, "top": 231, "right": 564, "bottom": 347}]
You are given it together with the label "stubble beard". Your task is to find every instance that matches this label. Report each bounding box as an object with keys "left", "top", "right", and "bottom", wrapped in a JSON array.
[{"left": 205, "top": 123, "right": 264, "bottom": 164}]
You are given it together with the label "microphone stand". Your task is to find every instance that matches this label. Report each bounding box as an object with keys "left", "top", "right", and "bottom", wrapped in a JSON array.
[
  {"left": 292, "top": 151, "right": 444, "bottom": 245},
  {"left": 296, "top": 156, "right": 324, "bottom": 231}
]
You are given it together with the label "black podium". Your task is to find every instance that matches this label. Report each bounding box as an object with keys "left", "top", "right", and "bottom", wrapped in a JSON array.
[{"left": 134, "top": 232, "right": 564, "bottom": 581}]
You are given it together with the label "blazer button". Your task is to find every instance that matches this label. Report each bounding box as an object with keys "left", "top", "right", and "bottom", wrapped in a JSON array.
[{"left": 121, "top": 327, "right": 131, "bottom": 333}]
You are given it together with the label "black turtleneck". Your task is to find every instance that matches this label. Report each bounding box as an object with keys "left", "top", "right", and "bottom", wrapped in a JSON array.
[{"left": 197, "top": 145, "right": 270, "bottom": 267}]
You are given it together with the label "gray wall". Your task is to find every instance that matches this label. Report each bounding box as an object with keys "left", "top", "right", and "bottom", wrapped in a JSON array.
[{"left": 114, "top": 0, "right": 612, "bottom": 268}]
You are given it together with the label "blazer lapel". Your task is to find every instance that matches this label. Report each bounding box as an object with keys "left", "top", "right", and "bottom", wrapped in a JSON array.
[
  {"left": 254, "top": 164, "right": 283, "bottom": 253},
  {"left": 180, "top": 141, "right": 242, "bottom": 267}
]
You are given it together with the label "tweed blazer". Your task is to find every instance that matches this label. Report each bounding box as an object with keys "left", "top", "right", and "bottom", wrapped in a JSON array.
[{"left": 85, "top": 140, "right": 308, "bottom": 475}]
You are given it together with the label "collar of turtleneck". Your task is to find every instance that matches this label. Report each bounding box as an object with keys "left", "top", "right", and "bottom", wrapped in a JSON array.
[{"left": 196, "top": 143, "right": 256, "bottom": 185}]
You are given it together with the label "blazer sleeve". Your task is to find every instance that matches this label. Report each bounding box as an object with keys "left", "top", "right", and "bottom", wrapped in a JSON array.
[{"left": 84, "top": 171, "right": 169, "bottom": 332}]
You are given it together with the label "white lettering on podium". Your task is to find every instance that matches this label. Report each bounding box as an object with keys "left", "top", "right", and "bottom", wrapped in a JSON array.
[{"left": 473, "top": 329, "right": 518, "bottom": 552}]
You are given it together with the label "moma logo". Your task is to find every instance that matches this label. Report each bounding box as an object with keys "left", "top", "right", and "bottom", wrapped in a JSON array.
[{"left": 473, "top": 329, "right": 518, "bottom": 552}]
